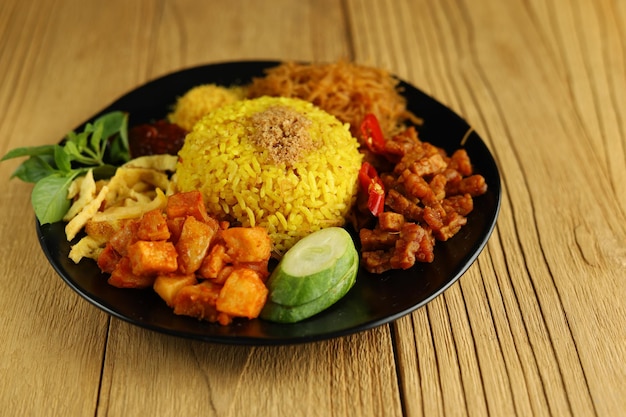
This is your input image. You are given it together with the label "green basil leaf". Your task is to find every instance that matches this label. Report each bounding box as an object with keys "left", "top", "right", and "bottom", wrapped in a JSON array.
[
  {"left": 74, "top": 130, "right": 89, "bottom": 151},
  {"left": 3, "top": 110, "right": 131, "bottom": 223},
  {"left": 92, "top": 164, "right": 117, "bottom": 180},
  {"left": 11, "top": 155, "right": 57, "bottom": 183},
  {"left": 63, "top": 140, "right": 81, "bottom": 159},
  {"left": 65, "top": 131, "right": 78, "bottom": 145},
  {"left": 98, "top": 111, "right": 127, "bottom": 142},
  {"left": 31, "top": 173, "right": 77, "bottom": 224},
  {"left": 119, "top": 113, "right": 129, "bottom": 150},
  {"left": 1, "top": 144, "right": 57, "bottom": 161},
  {"left": 54, "top": 144, "right": 72, "bottom": 172},
  {"left": 89, "top": 120, "right": 104, "bottom": 153},
  {"left": 108, "top": 134, "right": 130, "bottom": 164}
]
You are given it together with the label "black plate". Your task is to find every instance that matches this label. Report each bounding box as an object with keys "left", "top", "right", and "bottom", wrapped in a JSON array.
[{"left": 36, "top": 61, "right": 501, "bottom": 345}]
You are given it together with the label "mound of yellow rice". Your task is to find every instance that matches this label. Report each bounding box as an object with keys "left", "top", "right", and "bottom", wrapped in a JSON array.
[{"left": 175, "top": 96, "right": 363, "bottom": 257}]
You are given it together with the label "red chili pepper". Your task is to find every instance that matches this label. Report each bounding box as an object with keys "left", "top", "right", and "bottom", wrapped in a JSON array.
[
  {"left": 360, "top": 113, "right": 387, "bottom": 154},
  {"left": 358, "top": 162, "right": 385, "bottom": 216}
]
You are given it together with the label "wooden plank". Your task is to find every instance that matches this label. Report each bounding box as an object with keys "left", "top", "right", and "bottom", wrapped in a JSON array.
[
  {"left": 346, "top": 0, "right": 626, "bottom": 416},
  {"left": 97, "top": 321, "right": 401, "bottom": 416},
  {"left": 0, "top": 1, "right": 109, "bottom": 415}
]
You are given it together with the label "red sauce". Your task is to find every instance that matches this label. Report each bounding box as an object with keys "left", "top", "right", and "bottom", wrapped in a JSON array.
[{"left": 129, "top": 120, "right": 187, "bottom": 158}]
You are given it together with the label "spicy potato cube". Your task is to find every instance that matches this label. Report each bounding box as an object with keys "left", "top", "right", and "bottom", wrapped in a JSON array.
[
  {"left": 137, "top": 209, "right": 170, "bottom": 241},
  {"left": 214, "top": 265, "right": 234, "bottom": 285},
  {"left": 166, "top": 190, "right": 211, "bottom": 222},
  {"left": 176, "top": 216, "right": 219, "bottom": 274},
  {"left": 97, "top": 243, "right": 122, "bottom": 274},
  {"left": 153, "top": 274, "right": 197, "bottom": 307},
  {"left": 172, "top": 280, "right": 222, "bottom": 322},
  {"left": 109, "top": 219, "right": 140, "bottom": 256},
  {"left": 221, "top": 227, "right": 271, "bottom": 263},
  {"left": 127, "top": 240, "right": 178, "bottom": 276},
  {"left": 235, "top": 261, "right": 270, "bottom": 281},
  {"left": 108, "top": 257, "right": 155, "bottom": 289},
  {"left": 198, "top": 243, "right": 231, "bottom": 281},
  {"left": 216, "top": 268, "right": 268, "bottom": 319},
  {"left": 166, "top": 216, "right": 186, "bottom": 244}
]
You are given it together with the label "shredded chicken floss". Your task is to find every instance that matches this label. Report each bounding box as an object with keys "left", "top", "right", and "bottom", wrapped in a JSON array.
[{"left": 250, "top": 105, "right": 313, "bottom": 165}]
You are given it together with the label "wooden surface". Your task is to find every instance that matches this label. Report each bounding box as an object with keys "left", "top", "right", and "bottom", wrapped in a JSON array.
[{"left": 1, "top": 0, "right": 625, "bottom": 416}]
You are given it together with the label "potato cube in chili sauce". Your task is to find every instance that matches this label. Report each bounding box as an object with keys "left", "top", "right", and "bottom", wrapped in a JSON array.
[
  {"left": 108, "top": 257, "right": 156, "bottom": 289},
  {"left": 221, "top": 227, "right": 271, "bottom": 263},
  {"left": 166, "top": 190, "right": 211, "bottom": 222},
  {"left": 198, "top": 243, "right": 230, "bottom": 281},
  {"left": 216, "top": 268, "right": 268, "bottom": 319},
  {"left": 173, "top": 280, "right": 222, "bottom": 323},
  {"left": 127, "top": 240, "right": 178, "bottom": 276},
  {"left": 97, "top": 243, "right": 122, "bottom": 274},
  {"left": 176, "top": 216, "right": 219, "bottom": 274},
  {"left": 153, "top": 274, "right": 197, "bottom": 307},
  {"left": 109, "top": 219, "right": 140, "bottom": 256},
  {"left": 166, "top": 216, "right": 186, "bottom": 244},
  {"left": 136, "top": 209, "right": 170, "bottom": 241}
]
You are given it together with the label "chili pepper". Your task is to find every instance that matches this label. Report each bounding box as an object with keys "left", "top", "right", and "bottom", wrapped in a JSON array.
[
  {"left": 360, "top": 113, "right": 387, "bottom": 154},
  {"left": 358, "top": 162, "right": 385, "bottom": 216}
]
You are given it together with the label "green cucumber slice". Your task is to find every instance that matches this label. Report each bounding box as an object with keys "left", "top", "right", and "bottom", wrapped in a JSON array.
[
  {"left": 266, "top": 227, "right": 358, "bottom": 306},
  {"left": 260, "top": 260, "right": 358, "bottom": 323}
]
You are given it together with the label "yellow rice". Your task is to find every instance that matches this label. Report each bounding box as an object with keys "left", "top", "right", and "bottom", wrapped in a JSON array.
[{"left": 175, "top": 96, "right": 363, "bottom": 257}]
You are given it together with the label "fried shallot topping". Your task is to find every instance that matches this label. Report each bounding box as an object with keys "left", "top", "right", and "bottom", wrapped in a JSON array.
[{"left": 250, "top": 105, "right": 313, "bottom": 165}]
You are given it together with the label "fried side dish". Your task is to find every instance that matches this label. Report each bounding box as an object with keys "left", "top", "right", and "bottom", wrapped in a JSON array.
[
  {"left": 64, "top": 155, "right": 271, "bottom": 325},
  {"left": 98, "top": 191, "right": 271, "bottom": 325},
  {"left": 356, "top": 126, "right": 487, "bottom": 273}
]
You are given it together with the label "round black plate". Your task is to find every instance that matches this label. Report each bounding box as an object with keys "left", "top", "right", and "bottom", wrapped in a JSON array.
[{"left": 36, "top": 61, "right": 501, "bottom": 345}]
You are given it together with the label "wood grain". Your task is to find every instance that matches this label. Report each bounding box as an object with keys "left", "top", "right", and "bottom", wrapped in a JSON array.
[
  {"left": 1, "top": 0, "right": 624, "bottom": 416},
  {"left": 347, "top": 0, "right": 626, "bottom": 416}
]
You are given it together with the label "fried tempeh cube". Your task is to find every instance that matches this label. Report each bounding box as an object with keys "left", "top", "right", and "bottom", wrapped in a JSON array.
[{"left": 377, "top": 211, "right": 405, "bottom": 232}]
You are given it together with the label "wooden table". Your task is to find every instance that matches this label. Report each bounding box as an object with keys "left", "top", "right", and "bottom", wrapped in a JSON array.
[{"left": 1, "top": 0, "right": 624, "bottom": 415}]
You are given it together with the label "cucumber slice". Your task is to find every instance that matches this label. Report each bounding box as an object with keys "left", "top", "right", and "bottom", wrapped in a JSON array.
[
  {"left": 260, "top": 260, "right": 358, "bottom": 323},
  {"left": 266, "top": 227, "right": 358, "bottom": 306}
]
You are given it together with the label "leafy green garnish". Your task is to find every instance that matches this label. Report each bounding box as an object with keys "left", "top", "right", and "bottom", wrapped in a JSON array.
[{"left": 1, "top": 111, "right": 130, "bottom": 224}]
